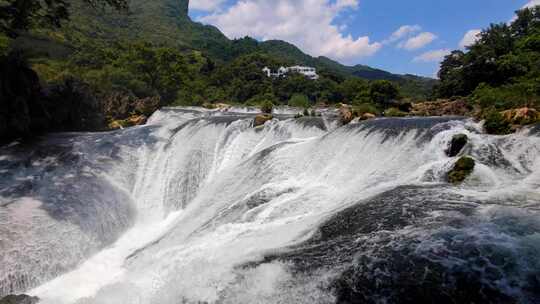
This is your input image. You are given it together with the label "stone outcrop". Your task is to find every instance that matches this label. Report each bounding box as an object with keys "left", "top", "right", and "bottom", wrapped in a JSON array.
[
  {"left": 109, "top": 115, "right": 148, "bottom": 130},
  {"left": 501, "top": 107, "right": 539, "bottom": 125},
  {"left": 0, "top": 53, "right": 107, "bottom": 144},
  {"left": 254, "top": 114, "right": 273, "bottom": 127},
  {"left": 338, "top": 104, "right": 353, "bottom": 125},
  {"left": 411, "top": 99, "right": 472, "bottom": 117},
  {"left": 447, "top": 156, "right": 475, "bottom": 184},
  {"left": 446, "top": 134, "right": 468, "bottom": 157}
]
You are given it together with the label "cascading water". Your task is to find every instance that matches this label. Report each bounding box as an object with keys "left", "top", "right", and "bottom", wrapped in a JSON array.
[{"left": 0, "top": 107, "right": 539, "bottom": 304}]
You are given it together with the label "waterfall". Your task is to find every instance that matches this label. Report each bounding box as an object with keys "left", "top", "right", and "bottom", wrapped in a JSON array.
[{"left": 1, "top": 107, "right": 539, "bottom": 303}]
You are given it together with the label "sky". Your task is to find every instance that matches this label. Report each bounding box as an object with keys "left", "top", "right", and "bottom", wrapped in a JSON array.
[{"left": 188, "top": 0, "right": 540, "bottom": 78}]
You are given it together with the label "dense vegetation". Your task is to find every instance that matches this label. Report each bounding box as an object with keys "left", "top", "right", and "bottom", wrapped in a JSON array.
[{"left": 436, "top": 6, "right": 540, "bottom": 111}]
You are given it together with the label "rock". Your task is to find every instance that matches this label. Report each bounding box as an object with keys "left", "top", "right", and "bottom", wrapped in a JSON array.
[
  {"left": 446, "top": 134, "right": 468, "bottom": 157},
  {"left": 215, "top": 103, "right": 231, "bottom": 111},
  {"left": 384, "top": 108, "right": 408, "bottom": 117},
  {"left": 254, "top": 114, "right": 273, "bottom": 127},
  {"left": 0, "top": 295, "right": 39, "bottom": 304},
  {"left": 411, "top": 99, "right": 472, "bottom": 117},
  {"left": 109, "top": 120, "right": 126, "bottom": 130},
  {"left": 360, "top": 113, "right": 376, "bottom": 120},
  {"left": 127, "top": 115, "right": 148, "bottom": 126},
  {"left": 447, "top": 156, "right": 475, "bottom": 184},
  {"left": 109, "top": 115, "right": 147, "bottom": 130},
  {"left": 501, "top": 107, "right": 539, "bottom": 125},
  {"left": 339, "top": 104, "right": 353, "bottom": 125}
]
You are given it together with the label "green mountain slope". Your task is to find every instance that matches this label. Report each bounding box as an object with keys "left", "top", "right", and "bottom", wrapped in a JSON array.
[{"left": 31, "top": 0, "right": 436, "bottom": 97}]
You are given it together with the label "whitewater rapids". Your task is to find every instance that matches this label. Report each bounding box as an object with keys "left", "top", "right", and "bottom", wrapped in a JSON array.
[{"left": 0, "top": 107, "right": 539, "bottom": 303}]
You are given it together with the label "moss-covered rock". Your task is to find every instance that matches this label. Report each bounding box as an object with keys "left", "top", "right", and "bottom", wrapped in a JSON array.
[
  {"left": 254, "top": 114, "right": 273, "bottom": 127},
  {"left": 384, "top": 107, "right": 408, "bottom": 117},
  {"left": 446, "top": 134, "right": 468, "bottom": 157},
  {"left": 0, "top": 295, "right": 39, "bottom": 304},
  {"left": 109, "top": 115, "right": 148, "bottom": 130},
  {"left": 447, "top": 156, "right": 475, "bottom": 184}
]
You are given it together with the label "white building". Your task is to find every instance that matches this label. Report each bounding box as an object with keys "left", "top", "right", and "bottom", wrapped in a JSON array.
[{"left": 262, "top": 65, "right": 319, "bottom": 80}]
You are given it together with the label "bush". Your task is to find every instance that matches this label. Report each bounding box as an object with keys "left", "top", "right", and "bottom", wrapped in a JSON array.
[
  {"left": 484, "top": 109, "right": 513, "bottom": 135},
  {"left": 473, "top": 81, "right": 540, "bottom": 111},
  {"left": 352, "top": 103, "right": 380, "bottom": 116},
  {"left": 288, "top": 93, "right": 310, "bottom": 109},
  {"left": 260, "top": 99, "right": 274, "bottom": 114}
]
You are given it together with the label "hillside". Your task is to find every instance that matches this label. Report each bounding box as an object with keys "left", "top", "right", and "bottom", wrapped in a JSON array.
[{"left": 30, "top": 0, "right": 433, "bottom": 97}]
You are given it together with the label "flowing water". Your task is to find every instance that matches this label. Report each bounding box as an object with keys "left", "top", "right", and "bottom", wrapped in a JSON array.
[{"left": 0, "top": 107, "right": 539, "bottom": 304}]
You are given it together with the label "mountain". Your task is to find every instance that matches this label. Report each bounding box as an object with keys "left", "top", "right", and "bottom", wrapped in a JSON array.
[{"left": 24, "top": 0, "right": 436, "bottom": 97}]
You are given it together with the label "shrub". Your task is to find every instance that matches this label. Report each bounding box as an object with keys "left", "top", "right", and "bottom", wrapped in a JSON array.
[
  {"left": 484, "top": 109, "right": 512, "bottom": 135},
  {"left": 352, "top": 103, "right": 380, "bottom": 116},
  {"left": 289, "top": 94, "right": 310, "bottom": 109},
  {"left": 260, "top": 100, "right": 274, "bottom": 114}
]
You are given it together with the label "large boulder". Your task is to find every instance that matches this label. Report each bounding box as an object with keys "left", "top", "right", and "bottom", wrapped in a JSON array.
[
  {"left": 446, "top": 134, "right": 468, "bottom": 157},
  {"left": 0, "top": 52, "right": 48, "bottom": 143},
  {"left": 254, "top": 114, "right": 273, "bottom": 127},
  {"left": 447, "top": 156, "right": 475, "bottom": 184},
  {"left": 339, "top": 104, "right": 353, "bottom": 125},
  {"left": 44, "top": 78, "right": 106, "bottom": 132},
  {"left": 0, "top": 295, "right": 39, "bottom": 304}
]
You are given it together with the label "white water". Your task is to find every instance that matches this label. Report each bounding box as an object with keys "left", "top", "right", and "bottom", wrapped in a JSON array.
[{"left": 1, "top": 108, "right": 539, "bottom": 303}]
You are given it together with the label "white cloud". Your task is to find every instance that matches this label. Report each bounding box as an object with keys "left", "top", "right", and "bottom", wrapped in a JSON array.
[
  {"left": 523, "top": 0, "right": 540, "bottom": 8},
  {"left": 398, "top": 32, "right": 437, "bottom": 50},
  {"left": 510, "top": 0, "right": 540, "bottom": 21},
  {"left": 199, "top": 0, "right": 381, "bottom": 62},
  {"left": 413, "top": 49, "right": 451, "bottom": 62},
  {"left": 384, "top": 25, "right": 421, "bottom": 44},
  {"left": 190, "top": 0, "right": 226, "bottom": 12},
  {"left": 459, "top": 29, "right": 481, "bottom": 48}
]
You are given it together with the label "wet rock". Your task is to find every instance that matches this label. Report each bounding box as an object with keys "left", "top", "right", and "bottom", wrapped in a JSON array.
[
  {"left": 360, "top": 113, "right": 376, "bottom": 120},
  {"left": 338, "top": 104, "right": 353, "bottom": 125},
  {"left": 109, "top": 115, "right": 147, "bottom": 130},
  {"left": 446, "top": 134, "right": 468, "bottom": 157},
  {"left": 215, "top": 103, "right": 231, "bottom": 112},
  {"left": 0, "top": 295, "right": 39, "bottom": 304},
  {"left": 447, "top": 156, "right": 475, "bottom": 184},
  {"left": 254, "top": 114, "right": 273, "bottom": 127}
]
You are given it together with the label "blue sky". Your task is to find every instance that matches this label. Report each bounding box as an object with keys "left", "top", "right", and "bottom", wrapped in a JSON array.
[{"left": 189, "top": 0, "right": 539, "bottom": 78}]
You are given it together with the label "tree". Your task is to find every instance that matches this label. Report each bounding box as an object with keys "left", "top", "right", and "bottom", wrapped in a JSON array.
[
  {"left": 370, "top": 80, "right": 399, "bottom": 108},
  {"left": 339, "top": 78, "right": 369, "bottom": 103},
  {"left": 0, "top": 0, "right": 128, "bottom": 38},
  {"left": 435, "top": 5, "right": 540, "bottom": 106}
]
